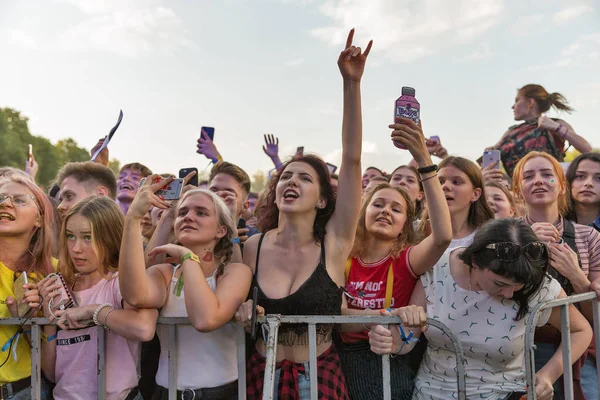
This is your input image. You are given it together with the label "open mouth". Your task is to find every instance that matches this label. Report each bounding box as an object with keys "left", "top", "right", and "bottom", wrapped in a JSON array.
[
  {"left": 119, "top": 183, "right": 135, "bottom": 191},
  {"left": 375, "top": 217, "right": 392, "bottom": 225},
  {"left": 0, "top": 212, "right": 15, "bottom": 221},
  {"left": 72, "top": 258, "right": 86, "bottom": 265},
  {"left": 283, "top": 189, "right": 299, "bottom": 200},
  {"left": 531, "top": 189, "right": 547, "bottom": 194}
]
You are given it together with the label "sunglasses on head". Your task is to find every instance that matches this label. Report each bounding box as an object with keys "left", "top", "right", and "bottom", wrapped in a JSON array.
[{"left": 484, "top": 242, "right": 548, "bottom": 262}]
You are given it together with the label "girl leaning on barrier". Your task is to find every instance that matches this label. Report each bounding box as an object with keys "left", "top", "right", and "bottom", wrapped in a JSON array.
[
  {"left": 38, "top": 196, "right": 156, "bottom": 400},
  {"left": 234, "top": 29, "right": 372, "bottom": 399},
  {"left": 369, "top": 218, "right": 592, "bottom": 400},
  {"left": 339, "top": 118, "right": 452, "bottom": 400},
  {"left": 119, "top": 178, "right": 252, "bottom": 400},
  {"left": 512, "top": 151, "right": 600, "bottom": 399},
  {"left": 0, "top": 174, "right": 53, "bottom": 400}
]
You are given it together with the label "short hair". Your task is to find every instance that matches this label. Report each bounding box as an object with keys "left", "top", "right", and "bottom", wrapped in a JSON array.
[
  {"left": 120, "top": 163, "right": 152, "bottom": 177},
  {"left": 56, "top": 162, "right": 118, "bottom": 200},
  {"left": 209, "top": 162, "right": 251, "bottom": 197},
  {"left": 0, "top": 167, "right": 32, "bottom": 181}
]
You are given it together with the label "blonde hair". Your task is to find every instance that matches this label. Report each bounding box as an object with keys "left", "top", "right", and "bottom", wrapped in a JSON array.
[
  {"left": 512, "top": 151, "right": 570, "bottom": 216},
  {"left": 0, "top": 175, "right": 54, "bottom": 277},
  {"left": 351, "top": 183, "right": 417, "bottom": 259},
  {"left": 176, "top": 189, "right": 237, "bottom": 276},
  {"left": 59, "top": 196, "right": 123, "bottom": 286}
]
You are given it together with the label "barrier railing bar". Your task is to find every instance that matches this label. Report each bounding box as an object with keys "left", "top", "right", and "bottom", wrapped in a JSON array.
[
  {"left": 525, "top": 291, "right": 597, "bottom": 400},
  {"left": 560, "top": 305, "right": 573, "bottom": 399},
  {"left": 30, "top": 324, "right": 41, "bottom": 399},
  {"left": 308, "top": 323, "right": 318, "bottom": 399},
  {"left": 257, "top": 315, "right": 466, "bottom": 400},
  {"left": 263, "top": 315, "right": 281, "bottom": 400},
  {"left": 167, "top": 325, "right": 177, "bottom": 400},
  {"left": 97, "top": 327, "right": 106, "bottom": 400},
  {"left": 381, "top": 325, "right": 391, "bottom": 400},
  {"left": 237, "top": 327, "right": 247, "bottom": 400}
]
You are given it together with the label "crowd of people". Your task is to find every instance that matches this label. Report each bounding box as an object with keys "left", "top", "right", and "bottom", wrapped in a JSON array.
[{"left": 1, "top": 28, "right": 599, "bottom": 400}]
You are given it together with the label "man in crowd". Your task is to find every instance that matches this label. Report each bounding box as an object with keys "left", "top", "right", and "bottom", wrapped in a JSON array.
[
  {"left": 116, "top": 163, "right": 152, "bottom": 215},
  {"left": 56, "top": 161, "right": 117, "bottom": 215}
]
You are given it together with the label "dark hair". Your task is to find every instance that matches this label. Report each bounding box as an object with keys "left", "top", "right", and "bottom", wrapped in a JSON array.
[
  {"left": 258, "top": 154, "right": 335, "bottom": 243},
  {"left": 439, "top": 156, "right": 494, "bottom": 229},
  {"left": 458, "top": 218, "right": 549, "bottom": 320},
  {"left": 519, "top": 84, "right": 574, "bottom": 114},
  {"left": 120, "top": 162, "right": 152, "bottom": 177},
  {"left": 565, "top": 152, "right": 600, "bottom": 221},
  {"left": 365, "top": 166, "right": 385, "bottom": 177},
  {"left": 209, "top": 161, "right": 251, "bottom": 198},
  {"left": 57, "top": 162, "right": 118, "bottom": 199}
]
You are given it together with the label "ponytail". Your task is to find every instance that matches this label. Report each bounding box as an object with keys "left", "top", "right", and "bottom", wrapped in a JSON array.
[
  {"left": 519, "top": 84, "right": 575, "bottom": 114},
  {"left": 549, "top": 92, "right": 574, "bottom": 113}
]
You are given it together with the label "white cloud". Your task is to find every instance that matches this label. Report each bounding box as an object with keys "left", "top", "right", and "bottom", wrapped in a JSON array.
[
  {"left": 310, "top": 0, "right": 504, "bottom": 63},
  {"left": 511, "top": 14, "right": 545, "bottom": 36},
  {"left": 456, "top": 42, "right": 493, "bottom": 61},
  {"left": 284, "top": 58, "right": 305, "bottom": 67},
  {"left": 10, "top": 29, "right": 38, "bottom": 50},
  {"left": 553, "top": 5, "right": 594, "bottom": 23},
  {"left": 527, "top": 32, "right": 600, "bottom": 71},
  {"left": 56, "top": 1, "right": 195, "bottom": 57}
]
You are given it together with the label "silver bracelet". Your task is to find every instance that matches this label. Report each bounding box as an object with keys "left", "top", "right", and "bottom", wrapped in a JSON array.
[{"left": 93, "top": 303, "right": 114, "bottom": 329}]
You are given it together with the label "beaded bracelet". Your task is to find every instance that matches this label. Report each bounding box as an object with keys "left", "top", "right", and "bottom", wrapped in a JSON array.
[{"left": 93, "top": 303, "right": 114, "bottom": 329}]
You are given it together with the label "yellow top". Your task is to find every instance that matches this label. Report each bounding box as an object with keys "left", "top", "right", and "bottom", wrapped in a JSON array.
[{"left": 0, "top": 258, "right": 57, "bottom": 383}]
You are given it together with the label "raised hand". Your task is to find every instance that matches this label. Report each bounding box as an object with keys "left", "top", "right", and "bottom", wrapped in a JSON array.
[
  {"left": 481, "top": 162, "right": 504, "bottom": 184},
  {"left": 262, "top": 134, "right": 280, "bottom": 159},
  {"left": 337, "top": 29, "right": 373, "bottom": 83},
  {"left": 90, "top": 138, "right": 109, "bottom": 166},
  {"left": 147, "top": 244, "right": 191, "bottom": 265},
  {"left": 196, "top": 129, "right": 222, "bottom": 162},
  {"left": 390, "top": 117, "right": 430, "bottom": 165},
  {"left": 25, "top": 154, "right": 39, "bottom": 181},
  {"left": 127, "top": 174, "right": 174, "bottom": 221}
]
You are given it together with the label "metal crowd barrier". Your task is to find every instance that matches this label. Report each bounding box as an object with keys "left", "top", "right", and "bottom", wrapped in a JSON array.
[
  {"left": 524, "top": 291, "right": 600, "bottom": 400},
  {"left": 0, "top": 315, "right": 466, "bottom": 400},
  {"left": 258, "top": 314, "right": 467, "bottom": 400}
]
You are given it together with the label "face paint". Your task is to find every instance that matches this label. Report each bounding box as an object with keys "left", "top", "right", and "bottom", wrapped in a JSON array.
[{"left": 549, "top": 178, "right": 558, "bottom": 192}]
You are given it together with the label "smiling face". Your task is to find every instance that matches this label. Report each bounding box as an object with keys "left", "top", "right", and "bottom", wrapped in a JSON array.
[
  {"left": 117, "top": 168, "right": 142, "bottom": 202},
  {"left": 275, "top": 161, "right": 324, "bottom": 213},
  {"left": 486, "top": 186, "right": 515, "bottom": 219},
  {"left": 0, "top": 181, "right": 40, "bottom": 239},
  {"left": 390, "top": 167, "right": 423, "bottom": 203},
  {"left": 571, "top": 159, "right": 600, "bottom": 207},
  {"left": 520, "top": 157, "right": 564, "bottom": 210},
  {"left": 439, "top": 166, "right": 481, "bottom": 216},
  {"left": 174, "top": 192, "right": 226, "bottom": 248},
  {"left": 66, "top": 213, "right": 101, "bottom": 275},
  {"left": 364, "top": 188, "right": 408, "bottom": 241}
]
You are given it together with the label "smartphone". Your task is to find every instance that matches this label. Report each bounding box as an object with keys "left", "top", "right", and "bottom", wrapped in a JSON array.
[
  {"left": 46, "top": 272, "right": 78, "bottom": 311},
  {"left": 296, "top": 146, "right": 304, "bottom": 156},
  {"left": 427, "top": 136, "right": 439, "bottom": 144},
  {"left": 13, "top": 272, "right": 32, "bottom": 317},
  {"left": 326, "top": 163, "right": 338, "bottom": 174},
  {"left": 482, "top": 150, "right": 501, "bottom": 170},
  {"left": 179, "top": 167, "right": 199, "bottom": 187},
  {"left": 201, "top": 127, "right": 215, "bottom": 141},
  {"left": 28, "top": 144, "right": 33, "bottom": 161},
  {"left": 140, "top": 177, "right": 185, "bottom": 200},
  {"left": 237, "top": 218, "right": 246, "bottom": 229}
]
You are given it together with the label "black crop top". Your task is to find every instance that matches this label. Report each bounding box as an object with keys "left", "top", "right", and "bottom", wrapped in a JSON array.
[{"left": 251, "top": 234, "right": 343, "bottom": 346}]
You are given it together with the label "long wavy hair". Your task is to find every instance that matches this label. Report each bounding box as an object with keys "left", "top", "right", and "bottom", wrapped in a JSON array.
[
  {"left": 351, "top": 183, "right": 417, "bottom": 259},
  {"left": 0, "top": 175, "right": 54, "bottom": 278},
  {"left": 565, "top": 152, "right": 600, "bottom": 222},
  {"left": 258, "top": 155, "right": 336, "bottom": 244},
  {"left": 59, "top": 196, "right": 123, "bottom": 286},
  {"left": 176, "top": 189, "right": 237, "bottom": 276}
]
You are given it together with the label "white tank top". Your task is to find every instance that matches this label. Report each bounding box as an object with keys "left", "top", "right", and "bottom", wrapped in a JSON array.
[{"left": 155, "top": 265, "right": 238, "bottom": 390}]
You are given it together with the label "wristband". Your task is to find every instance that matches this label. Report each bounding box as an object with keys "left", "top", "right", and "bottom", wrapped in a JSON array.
[
  {"left": 232, "top": 237, "right": 241, "bottom": 245},
  {"left": 212, "top": 155, "right": 223, "bottom": 164},
  {"left": 417, "top": 164, "right": 438, "bottom": 174},
  {"left": 181, "top": 252, "right": 200, "bottom": 264},
  {"left": 419, "top": 173, "right": 438, "bottom": 183}
]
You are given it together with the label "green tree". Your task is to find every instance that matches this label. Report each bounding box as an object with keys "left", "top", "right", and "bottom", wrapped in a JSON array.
[
  {"left": 251, "top": 170, "right": 266, "bottom": 193},
  {"left": 56, "top": 138, "right": 90, "bottom": 166}
]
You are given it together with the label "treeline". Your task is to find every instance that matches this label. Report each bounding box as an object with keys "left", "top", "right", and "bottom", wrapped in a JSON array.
[{"left": 0, "top": 108, "right": 120, "bottom": 188}]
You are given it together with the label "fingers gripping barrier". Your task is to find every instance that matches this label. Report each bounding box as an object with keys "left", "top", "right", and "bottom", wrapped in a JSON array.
[
  {"left": 0, "top": 315, "right": 466, "bottom": 399},
  {"left": 524, "top": 292, "right": 600, "bottom": 400}
]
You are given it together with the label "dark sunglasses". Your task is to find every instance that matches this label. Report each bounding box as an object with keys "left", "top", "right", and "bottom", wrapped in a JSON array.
[{"left": 484, "top": 242, "right": 548, "bottom": 262}]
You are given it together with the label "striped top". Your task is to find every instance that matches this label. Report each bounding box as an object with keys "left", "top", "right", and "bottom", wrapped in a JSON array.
[{"left": 523, "top": 215, "right": 600, "bottom": 278}]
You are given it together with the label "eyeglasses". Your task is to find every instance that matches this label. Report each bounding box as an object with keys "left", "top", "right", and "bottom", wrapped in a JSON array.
[
  {"left": 485, "top": 242, "right": 548, "bottom": 262},
  {"left": 0, "top": 194, "right": 36, "bottom": 207}
]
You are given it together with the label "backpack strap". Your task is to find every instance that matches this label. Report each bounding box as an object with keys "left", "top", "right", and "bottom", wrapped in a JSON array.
[{"left": 384, "top": 262, "right": 394, "bottom": 309}]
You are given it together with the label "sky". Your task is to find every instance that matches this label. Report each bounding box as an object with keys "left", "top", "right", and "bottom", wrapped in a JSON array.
[{"left": 1, "top": 0, "right": 599, "bottom": 179}]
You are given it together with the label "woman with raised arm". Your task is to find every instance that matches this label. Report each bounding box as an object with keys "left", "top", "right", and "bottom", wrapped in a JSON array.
[
  {"left": 339, "top": 118, "right": 452, "bottom": 400},
  {"left": 119, "top": 177, "right": 252, "bottom": 400},
  {"left": 512, "top": 151, "right": 600, "bottom": 399},
  {"left": 234, "top": 29, "right": 372, "bottom": 399},
  {"left": 488, "top": 84, "right": 591, "bottom": 177},
  {"left": 369, "top": 218, "right": 592, "bottom": 400},
  {"left": 0, "top": 175, "right": 53, "bottom": 399}
]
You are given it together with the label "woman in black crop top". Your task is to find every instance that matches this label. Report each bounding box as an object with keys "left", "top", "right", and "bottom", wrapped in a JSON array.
[{"left": 235, "top": 29, "right": 372, "bottom": 399}]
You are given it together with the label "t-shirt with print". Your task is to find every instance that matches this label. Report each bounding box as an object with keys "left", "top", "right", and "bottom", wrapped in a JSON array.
[
  {"left": 413, "top": 249, "right": 561, "bottom": 400},
  {"left": 342, "top": 248, "right": 418, "bottom": 343},
  {"left": 53, "top": 273, "right": 140, "bottom": 400},
  {"left": 0, "top": 259, "right": 55, "bottom": 384}
]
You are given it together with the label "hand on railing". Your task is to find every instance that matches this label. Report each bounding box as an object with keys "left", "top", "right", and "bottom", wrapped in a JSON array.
[
  {"left": 368, "top": 305, "right": 427, "bottom": 355},
  {"left": 53, "top": 305, "right": 96, "bottom": 330},
  {"left": 235, "top": 299, "right": 264, "bottom": 332},
  {"left": 534, "top": 371, "right": 554, "bottom": 400}
]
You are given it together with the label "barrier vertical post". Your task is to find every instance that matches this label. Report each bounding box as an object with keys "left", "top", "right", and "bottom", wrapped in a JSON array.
[
  {"left": 381, "top": 324, "right": 391, "bottom": 400},
  {"left": 30, "top": 324, "right": 41, "bottom": 399},
  {"left": 263, "top": 315, "right": 281, "bottom": 400},
  {"left": 97, "top": 327, "right": 106, "bottom": 400},
  {"left": 308, "top": 323, "right": 318, "bottom": 399},
  {"left": 167, "top": 325, "right": 177, "bottom": 400},
  {"left": 560, "top": 304, "right": 574, "bottom": 399},
  {"left": 237, "top": 326, "right": 247, "bottom": 400}
]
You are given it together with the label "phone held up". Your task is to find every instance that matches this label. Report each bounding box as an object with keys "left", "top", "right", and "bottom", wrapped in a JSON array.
[
  {"left": 482, "top": 150, "right": 501, "bottom": 170},
  {"left": 140, "top": 177, "right": 185, "bottom": 201},
  {"left": 201, "top": 127, "right": 215, "bottom": 141},
  {"left": 179, "top": 167, "right": 199, "bottom": 187},
  {"left": 27, "top": 144, "right": 33, "bottom": 161}
]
